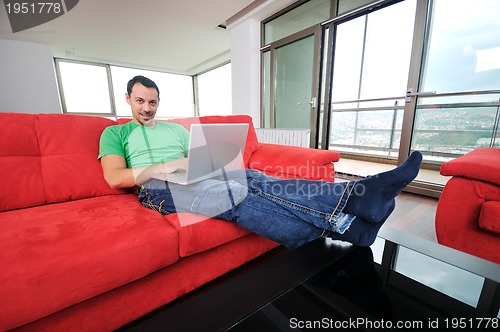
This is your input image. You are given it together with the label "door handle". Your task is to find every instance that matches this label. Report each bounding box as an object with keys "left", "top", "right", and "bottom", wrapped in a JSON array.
[
  {"left": 405, "top": 88, "right": 436, "bottom": 103},
  {"left": 297, "top": 97, "right": 317, "bottom": 108}
]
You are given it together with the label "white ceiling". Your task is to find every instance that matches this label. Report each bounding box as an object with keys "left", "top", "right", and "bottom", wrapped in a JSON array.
[{"left": 0, "top": 0, "right": 258, "bottom": 75}]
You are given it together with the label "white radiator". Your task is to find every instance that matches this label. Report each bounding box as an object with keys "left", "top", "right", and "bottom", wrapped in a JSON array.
[{"left": 255, "top": 128, "right": 311, "bottom": 147}]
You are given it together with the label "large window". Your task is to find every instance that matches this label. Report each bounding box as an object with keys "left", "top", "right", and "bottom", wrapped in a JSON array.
[
  {"left": 412, "top": 0, "right": 500, "bottom": 159},
  {"left": 111, "top": 66, "right": 194, "bottom": 118},
  {"left": 57, "top": 61, "right": 113, "bottom": 116},
  {"left": 56, "top": 60, "right": 233, "bottom": 119},
  {"left": 259, "top": 0, "right": 499, "bottom": 193},
  {"left": 197, "top": 63, "right": 232, "bottom": 116},
  {"left": 56, "top": 60, "right": 195, "bottom": 118},
  {"left": 326, "top": 0, "right": 500, "bottom": 162},
  {"left": 328, "top": 0, "right": 417, "bottom": 158}
]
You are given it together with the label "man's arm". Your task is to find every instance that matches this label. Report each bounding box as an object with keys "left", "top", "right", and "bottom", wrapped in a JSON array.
[{"left": 100, "top": 154, "right": 188, "bottom": 188}]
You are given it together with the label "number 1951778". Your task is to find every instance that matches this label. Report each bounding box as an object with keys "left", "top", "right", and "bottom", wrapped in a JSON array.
[{"left": 5, "top": 2, "right": 62, "bottom": 14}]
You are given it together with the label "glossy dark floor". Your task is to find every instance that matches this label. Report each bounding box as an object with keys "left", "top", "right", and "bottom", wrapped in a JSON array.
[{"left": 229, "top": 246, "right": 499, "bottom": 332}]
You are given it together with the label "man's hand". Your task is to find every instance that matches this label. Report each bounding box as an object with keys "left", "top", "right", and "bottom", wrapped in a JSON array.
[
  {"left": 158, "top": 158, "right": 188, "bottom": 174},
  {"left": 101, "top": 155, "right": 189, "bottom": 188}
]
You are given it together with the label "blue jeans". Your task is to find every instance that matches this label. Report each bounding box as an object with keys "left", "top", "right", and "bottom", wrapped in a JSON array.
[{"left": 138, "top": 169, "right": 356, "bottom": 249}]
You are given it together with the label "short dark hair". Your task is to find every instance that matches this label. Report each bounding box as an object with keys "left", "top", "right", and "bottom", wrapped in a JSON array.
[{"left": 127, "top": 75, "right": 160, "bottom": 98}]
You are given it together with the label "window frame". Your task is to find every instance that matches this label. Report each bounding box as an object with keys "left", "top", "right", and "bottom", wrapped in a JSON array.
[
  {"left": 55, "top": 59, "right": 202, "bottom": 119},
  {"left": 55, "top": 58, "right": 116, "bottom": 117}
]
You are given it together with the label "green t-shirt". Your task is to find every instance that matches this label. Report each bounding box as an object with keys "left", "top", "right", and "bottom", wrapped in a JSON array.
[{"left": 98, "top": 121, "right": 190, "bottom": 168}]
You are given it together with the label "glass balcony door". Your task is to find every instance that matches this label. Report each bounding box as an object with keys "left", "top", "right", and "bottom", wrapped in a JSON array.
[
  {"left": 409, "top": 0, "right": 500, "bottom": 162},
  {"left": 323, "top": 0, "right": 500, "bottom": 188},
  {"left": 274, "top": 34, "right": 315, "bottom": 130},
  {"left": 325, "top": 0, "right": 418, "bottom": 160},
  {"left": 263, "top": 26, "right": 323, "bottom": 147}
]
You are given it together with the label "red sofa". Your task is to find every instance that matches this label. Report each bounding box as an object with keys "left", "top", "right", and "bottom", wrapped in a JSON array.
[
  {"left": 0, "top": 112, "right": 340, "bottom": 331},
  {"left": 435, "top": 148, "right": 500, "bottom": 264}
]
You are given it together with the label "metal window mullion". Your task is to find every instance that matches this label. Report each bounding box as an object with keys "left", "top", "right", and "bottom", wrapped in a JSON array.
[
  {"left": 106, "top": 64, "right": 116, "bottom": 118},
  {"left": 320, "top": 23, "right": 335, "bottom": 149},
  {"left": 398, "top": 0, "right": 429, "bottom": 165},
  {"left": 353, "top": 15, "right": 369, "bottom": 147},
  {"left": 192, "top": 75, "right": 200, "bottom": 117},
  {"left": 334, "top": 98, "right": 500, "bottom": 108},
  {"left": 332, "top": 105, "right": 405, "bottom": 112},
  {"left": 420, "top": 89, "right": 500, "bottom": 98},
  {"left": 54, "top": 58, "right": 68, "bottom": 114},
  {"left": 322, "top": 0, "right": 393, "bottom": 26},
  {"left": 310, "top": 25, "right": 323, "bottom": 148},
  {"left": 390, "top": 100, "right": 399, "bottom": 149},
  {"left": 491, "top": 103, "right": 500, "bottom": 148},
  {"left": 417, "top": 101, "right": 500, "bottom": 109},
  {"left": 332, "top": 95, "right": 407, "bottom": 104},
  {"left": 331, "top": 100, "right": 500, "bottom": 113},
  {"left": 270, "top": 48, "right": 276, "bottom": 128}
]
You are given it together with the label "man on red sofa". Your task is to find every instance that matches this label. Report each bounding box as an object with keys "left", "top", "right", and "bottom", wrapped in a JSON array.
[{"left": 98, "top": 75, "right": 423, "bottom": 249}]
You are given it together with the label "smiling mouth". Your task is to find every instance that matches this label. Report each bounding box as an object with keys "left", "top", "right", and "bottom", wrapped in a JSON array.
[
  {"left": 137, "top": 112, "right": 157, "bottom": 126},
  {"left": 140, "top": 112, "right": 153, "bottom": 120}
]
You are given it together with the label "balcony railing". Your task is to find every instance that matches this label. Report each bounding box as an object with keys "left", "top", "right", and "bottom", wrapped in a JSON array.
[{"left": 329, "top": 90, "right": 500, "bottom": 162}]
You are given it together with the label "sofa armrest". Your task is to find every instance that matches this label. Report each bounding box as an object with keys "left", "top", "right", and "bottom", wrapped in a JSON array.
[
  {"left": 479, "top": 201, "right": 500, "bottom": 234},
  {"left": 248, "top": 143, "right": 340, "bottom": 181},
  {"left": 435, "top": 176, "right": 500, "bottom": 263},
  {"left": 440, "top": 148, "right": 500, "bottom": 186}
]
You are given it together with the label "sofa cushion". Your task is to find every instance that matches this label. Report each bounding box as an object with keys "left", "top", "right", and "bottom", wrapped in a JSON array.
[
  {"left": 0, "top": 194, "right": 179, "bottom": 330},
  {"left": 13, "top": 234, "right": 279, "bottom": 332},
  {"left": 440, "top": 148, "right": 500, "bottom": 186},
  {"left": 36, "top": 114, "right": 128, "bottom": 203},
  {"left": 0, "top": 113, "right": 47, "bottom": 211},
  {"left": 0, "top": 113, "right": 127, "bottom": 212},
  {"left": 479, "top": 201, "right": 500, "bottom": 234},
  {"left": 164, "top": 213, "right": 252, "bottom": 257}
]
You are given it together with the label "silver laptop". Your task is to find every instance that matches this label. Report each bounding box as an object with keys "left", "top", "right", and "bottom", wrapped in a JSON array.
[{"left": 151, "top": 123, "right": 249, "bottom": 185}]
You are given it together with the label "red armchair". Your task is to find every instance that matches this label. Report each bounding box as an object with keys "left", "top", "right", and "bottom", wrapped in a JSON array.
[{"left": 435, "top": 148, "right": 500, "bottom": 264}]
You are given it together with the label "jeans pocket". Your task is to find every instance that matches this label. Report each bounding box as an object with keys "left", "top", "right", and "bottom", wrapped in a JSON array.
[{"left": 139, "top": 189, "right": 173, "bottom": 215}]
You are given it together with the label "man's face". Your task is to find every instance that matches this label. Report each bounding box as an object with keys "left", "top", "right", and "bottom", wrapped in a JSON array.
[{"left": 126, "top": 83, "right": 159, "bottom": 126}]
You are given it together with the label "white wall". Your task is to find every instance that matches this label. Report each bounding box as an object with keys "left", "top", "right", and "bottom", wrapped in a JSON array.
[
  {"left": 0, "top": 0, "right": 294, "bottom": 118},
  {"left": 229, "top": 18, "right": 261, "bottom": 126},
  {"left": 228, "top": 0, "right": 295, "bottom": 128},
  {"left": 0, "top": 39, "right": 61, "bottom": 114}
]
